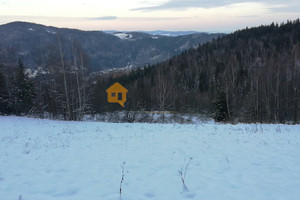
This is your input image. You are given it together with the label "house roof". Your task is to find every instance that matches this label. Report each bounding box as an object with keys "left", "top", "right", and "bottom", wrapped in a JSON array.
[{"left": 106, "top": 82, "right": 128, "bottom": 93}]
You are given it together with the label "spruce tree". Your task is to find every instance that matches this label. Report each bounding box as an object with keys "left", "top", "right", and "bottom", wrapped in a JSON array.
[
  {"left": 0, "top": 64, "right": 10, "bottom": 114},
  {"left": 213, "top": 90, "right": 229, "bottom": 122},
  {"left": 14, "top": 60, "right": 35, "bottom": 115}
]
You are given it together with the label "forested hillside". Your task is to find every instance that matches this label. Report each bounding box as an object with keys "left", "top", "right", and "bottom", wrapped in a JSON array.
[
  {"left": 0, "top": 22, "right": 222, "bottom": 71},
  {"left": 1, "top": 20, "right": 299, "bottom": 123},
  {"left": 93, "top": 19, "right": 300, "bottom": 123}
]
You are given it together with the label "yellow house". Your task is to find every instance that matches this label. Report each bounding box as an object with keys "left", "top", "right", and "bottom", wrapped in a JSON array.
[{"left": 106, "top": 82, "right": 128, "bottom": 107}]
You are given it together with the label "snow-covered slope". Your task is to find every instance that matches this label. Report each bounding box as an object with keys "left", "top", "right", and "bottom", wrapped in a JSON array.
[
  {"left": 113, "top": 32, "right": 133, "bottom": 40},
  {"left": 0, "top": 116, "right": 299, "bottom": 200}
]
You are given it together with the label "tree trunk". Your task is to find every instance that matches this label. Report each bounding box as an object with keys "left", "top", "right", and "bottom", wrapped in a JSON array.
[{"left": 58, "top": 35, "right": 73, "bottom": 120}]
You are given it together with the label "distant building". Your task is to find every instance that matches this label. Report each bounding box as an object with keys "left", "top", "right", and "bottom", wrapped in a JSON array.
[{"left": 106, "top": 82, "right": 128, "bottom": 107}]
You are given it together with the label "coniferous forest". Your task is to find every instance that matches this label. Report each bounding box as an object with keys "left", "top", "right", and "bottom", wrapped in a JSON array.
[{"left": 1, "top": 20, "right": 300, "bottom": 123}]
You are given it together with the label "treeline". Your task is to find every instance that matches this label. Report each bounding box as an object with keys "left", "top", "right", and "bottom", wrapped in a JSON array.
[
  {"left": 1, "top": 20, "right": 300, "bottom": 123},
  {"left": 93, "top": 19, "right": 300, "bottom": 123},
  {"left": 0, "top": 36, "right": 91, "bottom": 120}
]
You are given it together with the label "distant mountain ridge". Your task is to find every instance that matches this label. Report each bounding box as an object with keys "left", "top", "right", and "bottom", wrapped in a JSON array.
[
  {"left": 104, "top": 30, "right": 204, "bottom": 37},
  {"left": 0, "top": 21, "right": 224, "bottom": 71}
]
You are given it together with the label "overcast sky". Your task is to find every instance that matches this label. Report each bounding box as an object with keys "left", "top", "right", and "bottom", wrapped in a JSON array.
[{"left": 0, "top": 0, "right": 299, "bottom": 32}]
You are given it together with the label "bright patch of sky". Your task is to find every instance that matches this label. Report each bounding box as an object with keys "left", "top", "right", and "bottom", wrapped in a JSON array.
[{"left": 0, "top": 0, "right": 299, "bottom": 32}]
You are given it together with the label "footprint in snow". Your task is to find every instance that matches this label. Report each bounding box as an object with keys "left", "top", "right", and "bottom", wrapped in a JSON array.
[
  {"left": 183, "top": 192, "right": 196, "bottom": 198},
  {"left": 144, "top": 192, "right": 156, "bottom": 198}
]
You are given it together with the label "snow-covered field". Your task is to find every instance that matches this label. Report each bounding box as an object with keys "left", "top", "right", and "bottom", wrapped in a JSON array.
[{"left": 0, "top": 116, "right": 300, "bottom": 200}]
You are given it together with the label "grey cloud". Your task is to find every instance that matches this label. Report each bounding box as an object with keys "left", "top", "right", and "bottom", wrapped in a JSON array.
[
  {"left": 90, "top": 16, "right": 118, "bottom": 20},
  {"left": 269, "top": 3, "right": 300, "bottom": 13},
  {"left": 132, "top": 0, "right": 298, "bottom": 12},
  {"left": 133, "top": 0, "right": 245, "bottom": 11}
]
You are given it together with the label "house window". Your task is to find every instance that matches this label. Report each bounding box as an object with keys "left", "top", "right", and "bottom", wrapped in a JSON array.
[
  {"left": 111, "top": 92, "right": 115, "bottom": 97},
  {"left": 118, "top": 93, "right": 122, "bottom": 100}
]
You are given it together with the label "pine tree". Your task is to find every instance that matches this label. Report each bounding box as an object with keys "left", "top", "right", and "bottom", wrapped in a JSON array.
[{"left": 14, "top": 60, "right": 35, "bottom": 115}]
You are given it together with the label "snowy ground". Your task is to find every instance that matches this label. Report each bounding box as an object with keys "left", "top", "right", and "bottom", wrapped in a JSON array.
[{"left": 0, "top": 116, "right": 300, "bottom": 200}]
